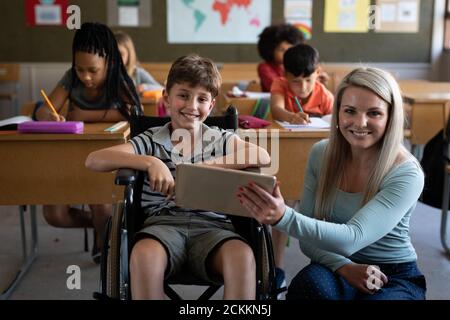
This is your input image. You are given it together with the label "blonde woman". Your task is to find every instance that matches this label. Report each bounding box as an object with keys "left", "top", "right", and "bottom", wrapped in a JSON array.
[
  {"left": 115, "top": 31, "right": 162, "bottom": 94},
  {"left": 237, "top": 67, "right": 427, "bottom": 300}
]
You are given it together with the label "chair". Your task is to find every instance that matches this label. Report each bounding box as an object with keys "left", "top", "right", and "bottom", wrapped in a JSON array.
[
  {"left": 94, "top": 105, "right": 279, "bottom": 300},
  {"left": 0, "top": 64, "right": 20, "bottom": 116}
]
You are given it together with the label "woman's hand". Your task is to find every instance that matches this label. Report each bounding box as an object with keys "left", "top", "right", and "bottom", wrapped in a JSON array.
[
  {"left": 336, "top": 263, "right": 388, "bottom": 294},
  {"left": 237, "top": 182, "right": 286, "bottom": 225},
  {"left": 146, "top": 157, "right": 175, "bottom": 199}
]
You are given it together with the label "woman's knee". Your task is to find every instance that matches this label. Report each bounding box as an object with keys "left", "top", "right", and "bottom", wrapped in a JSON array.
[{"left": 287, "top": 263, "right": 337, "bottom": 300}]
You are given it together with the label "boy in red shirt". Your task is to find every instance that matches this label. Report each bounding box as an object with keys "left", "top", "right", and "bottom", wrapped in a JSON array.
[{"left": 271, "top": 44, "right": 334, "bottom": 124}]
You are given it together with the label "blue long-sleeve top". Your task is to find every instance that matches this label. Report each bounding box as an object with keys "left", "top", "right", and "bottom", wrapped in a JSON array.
[{"left": 275, "top": 139, "right": 424, "bottom": 271}]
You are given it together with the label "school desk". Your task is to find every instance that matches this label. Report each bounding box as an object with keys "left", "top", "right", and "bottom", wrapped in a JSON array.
[
  {"left": 399, "top": 80, "right": 450, "bottom": 148},
  {"left": 239, "top": 124, "right": 329, "bottom": 200},
  {"left": 0, "top": 122, "right": 128, "bottom": 299},
  {"left": 220, "top": 95, "right": 273, "bottom": 121},
  {"left": 141, "top": 96, "right": 159, "bottom": 116}
]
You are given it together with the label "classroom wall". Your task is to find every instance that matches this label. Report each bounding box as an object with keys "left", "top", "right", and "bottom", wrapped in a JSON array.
[{"left": 0, "top": 0, "right": 435, "bottom": 63}]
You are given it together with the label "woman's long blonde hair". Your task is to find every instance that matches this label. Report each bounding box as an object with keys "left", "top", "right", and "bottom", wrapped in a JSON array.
[
  {"left": 114, "top": 31, "right": 138, "bottom": 78},
  {"left": 314, "top": 67, "right": 406, "bottom": 220}
]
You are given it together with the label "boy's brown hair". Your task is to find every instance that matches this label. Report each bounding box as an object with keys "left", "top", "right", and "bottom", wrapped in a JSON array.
[{"left": 166, "top": 54, "right": 222, "bottom": 98}]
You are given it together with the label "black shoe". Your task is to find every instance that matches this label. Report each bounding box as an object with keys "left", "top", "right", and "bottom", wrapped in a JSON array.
[{"left": 91, "top": 230, "right": 101, "bottom": 264}]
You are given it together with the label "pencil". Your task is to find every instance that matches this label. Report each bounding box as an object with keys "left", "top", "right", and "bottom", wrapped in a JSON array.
[
  {"left": 40, "top": 89, "right": 59, "bottom": 116},
  {"left": 294, "top": 96, "right": 304, "bottom": 113}
]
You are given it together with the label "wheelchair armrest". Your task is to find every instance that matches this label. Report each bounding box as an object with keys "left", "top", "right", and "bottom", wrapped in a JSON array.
[{"left": 115, "top": 168, "right": 138, "bottom": 186}]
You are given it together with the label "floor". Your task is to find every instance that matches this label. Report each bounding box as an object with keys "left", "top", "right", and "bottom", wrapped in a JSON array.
[{"left": 0, "top": 200, "right": 449, "bottom": 300}]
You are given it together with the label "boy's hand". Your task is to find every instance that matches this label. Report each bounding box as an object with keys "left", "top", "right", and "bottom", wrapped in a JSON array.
[
  {"left": 146, "top": 157, "right": 175, "bottom": 198},
  {"left": 289, "top": 112, "right": 310, "bottom": 124}
]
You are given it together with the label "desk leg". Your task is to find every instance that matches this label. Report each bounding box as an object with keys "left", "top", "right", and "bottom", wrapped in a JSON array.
[
  {"left": 0, "top": 205, "right": 38, "bottom": 300},
  {"left": 441, "top": 175, "right": 450, "bottom": 257}
]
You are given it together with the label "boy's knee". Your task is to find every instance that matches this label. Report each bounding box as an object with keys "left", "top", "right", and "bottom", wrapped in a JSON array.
[
  {"left": 220, "top": 239, "right": 255, "bottom": 273},
  {"left": 130, "top": 238, "right": 167, "bottom": 269}
]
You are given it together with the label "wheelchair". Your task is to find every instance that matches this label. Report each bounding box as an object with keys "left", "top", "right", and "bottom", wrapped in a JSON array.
[{"left": 94, "top": 105, "right": 281, "bottom": 300}]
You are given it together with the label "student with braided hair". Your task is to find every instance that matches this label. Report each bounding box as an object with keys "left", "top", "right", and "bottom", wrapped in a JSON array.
[{"left": 35, "top": 22, "right": 142, "bottom": 263}]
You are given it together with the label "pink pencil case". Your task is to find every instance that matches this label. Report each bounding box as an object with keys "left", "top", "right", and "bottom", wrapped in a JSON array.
[{"left": 18, "top": 121, "right": 84, "bottom": 134}]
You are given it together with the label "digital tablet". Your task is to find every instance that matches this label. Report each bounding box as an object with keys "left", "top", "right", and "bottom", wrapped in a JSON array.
[{"left": 175, "top": 163, "right": 276, "bottom": 217}]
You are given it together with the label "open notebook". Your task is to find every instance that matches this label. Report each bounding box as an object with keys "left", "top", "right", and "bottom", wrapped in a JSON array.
[
  {"left": 276, "top": 117, "right": 330, "bottom": 131},
  {"left": 175, "top": 163, "right": 276, "bottom": 217},
  {"left": 0, "top": 116, "right": 32, "bottom": 131}
]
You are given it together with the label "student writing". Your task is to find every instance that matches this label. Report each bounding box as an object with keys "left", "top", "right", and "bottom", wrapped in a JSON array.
[
  {"left": 257, "top": 23, "right": 304, "bottom": 93},
  {"left": 115, "top": 31, "right": 163, "bottom": 94},
  {"left": 270, "top": 43, "right": 334, "bottom": 124},
  {"left": 34, "top": 22, "right": 141, "bottom": 263}
]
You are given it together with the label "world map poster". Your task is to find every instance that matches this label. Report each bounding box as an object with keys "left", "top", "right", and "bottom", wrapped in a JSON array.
[{"left": 167, "top": 0, "right": 271, "bottom": 43}]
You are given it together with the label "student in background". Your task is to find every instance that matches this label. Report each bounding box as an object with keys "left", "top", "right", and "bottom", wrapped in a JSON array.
[
  {"left": 86, "top": 54, "right": 271, "bottom": 299},
  {"left": 257, "top": 23, "right": 304, "bottom": 92},
  {"left": 238, "top": 67, "right": 426, "bottom": 300},
  {"left": 35, "top": 22, "right": 141, "bottom": 263},
  {"left": 115, "top": 31, "right": 163, "bottom": 94},
  {"left": 271, "top": 43, "right": 334, "bottom": 124},
  {"left": 267, "top": 43, "right": 335, "bottom": 293}
]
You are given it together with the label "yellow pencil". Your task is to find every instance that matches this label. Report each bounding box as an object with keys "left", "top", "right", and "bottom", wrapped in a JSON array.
[{"left": 40, "top": 89, "right": 59, "bottom": 116}]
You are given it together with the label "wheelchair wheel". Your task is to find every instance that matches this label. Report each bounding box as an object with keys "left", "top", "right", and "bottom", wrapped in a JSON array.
[{"left": 106, "top": 201, "right": 127, "bottom": 299}]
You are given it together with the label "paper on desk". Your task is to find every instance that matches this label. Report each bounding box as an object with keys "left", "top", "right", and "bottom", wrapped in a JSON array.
[
  {"left": 244, "top": 91, "right": 271, "bottom": 99},
  {"left": 276, "top": 117, "right": 330, "bottom": 130}
]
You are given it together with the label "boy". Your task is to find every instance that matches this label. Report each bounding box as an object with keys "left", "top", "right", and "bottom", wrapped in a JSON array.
[
  {"left": 270, "top": 44, "right": 334, "bottom": 124},
  {"left": 85, "top": 54, "right": 270, "bottom": 300}
]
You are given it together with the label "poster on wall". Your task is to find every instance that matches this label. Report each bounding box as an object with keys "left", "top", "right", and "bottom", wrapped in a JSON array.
[
  {"left": 324, "top": 0, "right": 370, "bottom": 33},
  {"left": 167, "top": 0, "right": 271, "bottom": 44},
  {"left": 107, "top": 0, "right": 152, "bottom": 27},
  {"left": 375, "top": 0, "right": 420, "bottom": 33},
  {"left": 25, "top": 0, "right": 69, "bottom": 27},
  {"left": 284, "top": 0, "right": 313, "bottom": 40}
]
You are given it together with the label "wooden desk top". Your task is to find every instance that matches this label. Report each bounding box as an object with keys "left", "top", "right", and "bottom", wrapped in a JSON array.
[
  {"left": 0, "top": 122, "right": 128, "bottom": 205},
  {"left": 240, "top": 123, "right": 330, "bottom": 139},
  {"left": 399, "top": 80, "right": 450, "bottom": 103},
  {"left": 141, "top": 96, "right": 159, "bottom": 104},
  {"left": 0, "top": 122, "right": 130, "bottom": 142}
]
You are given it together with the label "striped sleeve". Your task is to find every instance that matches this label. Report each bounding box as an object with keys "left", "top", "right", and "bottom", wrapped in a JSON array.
[{"left": 130, "top": 129, "right": 155, "bottom": 156}]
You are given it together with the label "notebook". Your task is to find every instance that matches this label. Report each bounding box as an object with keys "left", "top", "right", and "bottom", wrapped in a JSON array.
[
  {"left": 276, "top": 117, "right": 330, "bottom": 130},
  {"left": 175, "top": 163, "right": 276, "bottom": 217},
  {"left": 0, "top": 116, "right": 32, "bottom": 131},
  {"left": 18, "top": 121, "right": 84, "bottom": 134}
]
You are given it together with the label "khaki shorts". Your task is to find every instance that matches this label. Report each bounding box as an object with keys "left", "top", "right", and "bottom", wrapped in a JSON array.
[{"left": 135, "top": 211, "right": 246, "bottom": 285}]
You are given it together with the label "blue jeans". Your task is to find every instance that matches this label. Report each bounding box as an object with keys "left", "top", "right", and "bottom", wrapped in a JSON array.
[{"left": 286, "top": 262, "right": 426, "bottom": 300}]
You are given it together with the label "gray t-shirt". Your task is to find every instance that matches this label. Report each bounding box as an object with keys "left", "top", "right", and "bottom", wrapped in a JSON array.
[
  {"left": 57, "top": 69, "right": 119, "bottom": 110},
  {"left": 133, "top": 67, "right": 163, "bottom": 91},
  {"left": 129, "top": 122, "right": 235, "bottom": 220}
]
